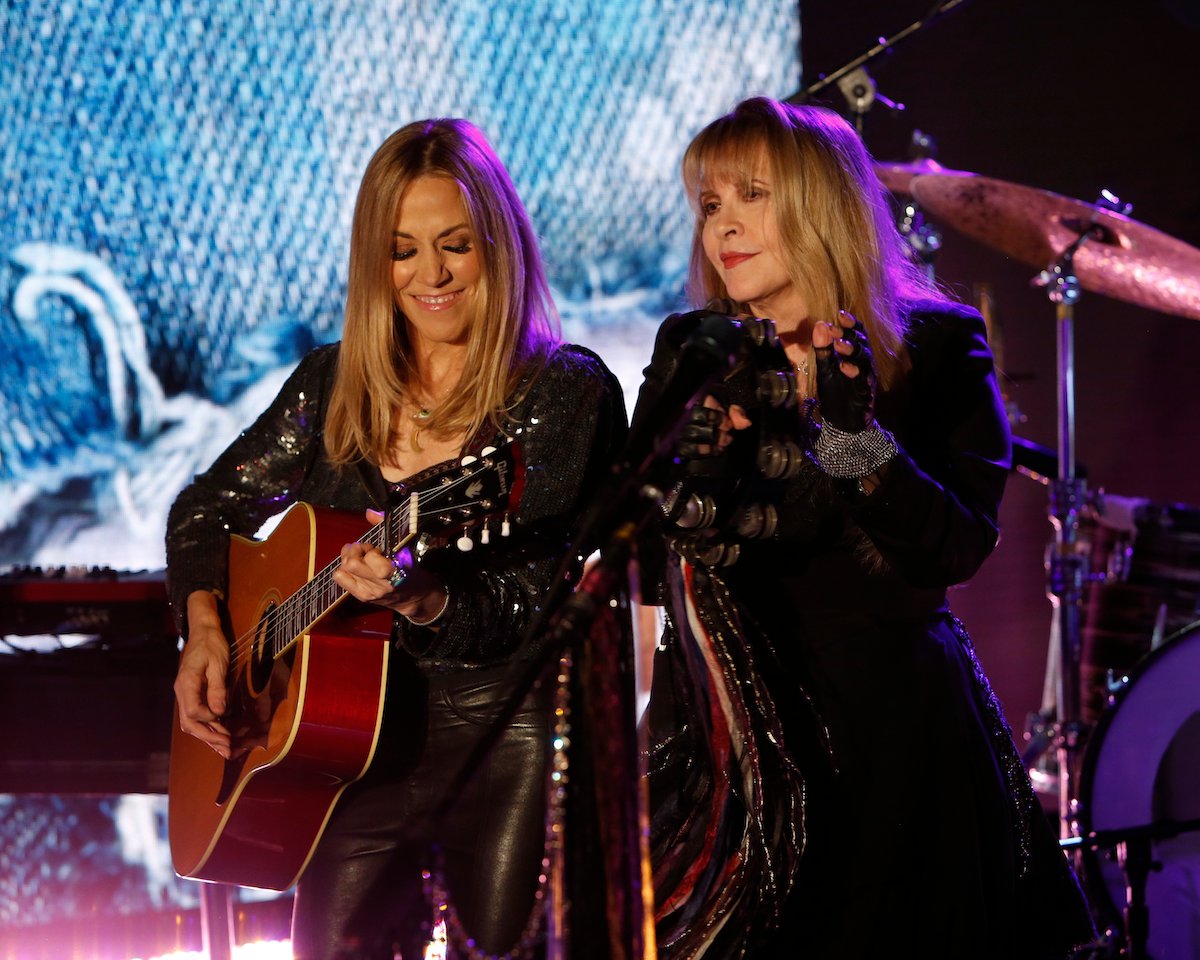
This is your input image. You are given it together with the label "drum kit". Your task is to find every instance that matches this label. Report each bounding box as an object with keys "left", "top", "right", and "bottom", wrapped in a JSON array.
[
  {"left": 790, "top": 5, "right": 1200, "bottom": 950},
  {"left": 876, "top": 157, "right": 1200, "bottom": 958}
]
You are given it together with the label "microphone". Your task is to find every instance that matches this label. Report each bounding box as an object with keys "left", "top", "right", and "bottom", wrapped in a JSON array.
[{"left": 620, "top": 309, "right": 746, "bottom": 479}]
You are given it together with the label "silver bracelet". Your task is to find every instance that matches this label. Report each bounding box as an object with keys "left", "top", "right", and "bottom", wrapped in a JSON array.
[
  {"left": 813, "top": 420, "right": 897, "bottom": 479},
  {"left": 405, "top": 588, "right": 450, "bottom": 627}
]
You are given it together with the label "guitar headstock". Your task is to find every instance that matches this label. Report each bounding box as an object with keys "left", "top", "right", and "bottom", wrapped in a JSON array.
[{"left": 384, "top": 433, "right": 527, "bottom": 553}]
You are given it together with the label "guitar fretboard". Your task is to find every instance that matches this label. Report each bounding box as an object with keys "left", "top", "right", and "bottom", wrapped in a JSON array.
[
  {"left": 256, "top": 506, "right": 407, "bottom": 661},
  {"left": 234, "top": 437, "right": 520, "bottom": 667}
]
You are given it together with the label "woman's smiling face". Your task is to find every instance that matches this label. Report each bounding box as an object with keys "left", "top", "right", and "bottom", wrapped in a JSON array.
[{"left": 391, "top": 175, "right": 482, "bottom": 346}]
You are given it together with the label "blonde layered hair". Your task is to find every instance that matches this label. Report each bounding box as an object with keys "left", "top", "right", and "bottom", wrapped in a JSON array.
[
  {"left": 325, "top": 118, "right": 560, "bottom": 467},
  {"left": 683, "top": 97, "right": 948, "bottom": 390}
]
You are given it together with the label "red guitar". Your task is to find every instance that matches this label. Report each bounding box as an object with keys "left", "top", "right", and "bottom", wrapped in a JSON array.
[{"left": 168, "top": 439, "right": 525, "bottom": 890}]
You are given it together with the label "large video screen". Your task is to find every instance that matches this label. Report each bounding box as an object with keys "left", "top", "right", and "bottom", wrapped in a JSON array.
[{"left": 0, "top": 0, "right": 800, "bottom": 573}]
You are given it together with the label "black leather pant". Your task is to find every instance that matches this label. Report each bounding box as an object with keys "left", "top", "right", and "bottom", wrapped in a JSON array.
[{"left": 291, "top": 658, "right": 550, "bottom": 960}]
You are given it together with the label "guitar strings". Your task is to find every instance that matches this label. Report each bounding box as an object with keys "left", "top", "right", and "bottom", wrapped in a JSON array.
[
  {"left": 226, "top": 464, "right": 509, "bottom": 666},
  {"left": 227, "top": 499, "right": 404, "bottom": 665}
]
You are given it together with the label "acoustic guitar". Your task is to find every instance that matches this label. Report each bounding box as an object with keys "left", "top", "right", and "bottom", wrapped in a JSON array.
[{"left": 168, "top": 439, "right": 524, "bottom": 890}]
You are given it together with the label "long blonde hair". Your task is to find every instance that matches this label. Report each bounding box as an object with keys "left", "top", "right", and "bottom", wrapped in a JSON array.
[
  {"left": 682, "top": 97, "right": 948, "bottom": 390},
  {"left": 325, "top": 118, "right": 560, "bottom": 466}
]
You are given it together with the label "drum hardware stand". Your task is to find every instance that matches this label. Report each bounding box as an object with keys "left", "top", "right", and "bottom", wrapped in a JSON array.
[
  {"left": 1061, "top": 816, "right": 1200, "bottom": 959},
  {"left": 897, "top": 142, "right": 943, "bottom": 284},
  {"left": 899, "top": 198, "right": 942, "bottom": 282},
  {"left": 785, "top": 0, "right": 958, "bottom": 268},
  {"left": 833, "top": 66, "right": 906, "bottom": 135},
  {"left": 1031, "top": 190, "right": 1134, "bottom": 848}
]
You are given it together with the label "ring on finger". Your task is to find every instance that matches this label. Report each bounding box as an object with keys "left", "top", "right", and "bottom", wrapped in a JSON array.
[{"left": 388, "top": 555, "right": 408, "bottom": 589}]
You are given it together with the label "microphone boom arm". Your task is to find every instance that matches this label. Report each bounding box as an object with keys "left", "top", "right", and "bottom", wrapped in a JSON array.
[{"left": 788, "top": 0, "right": 971, "bottom": 106}]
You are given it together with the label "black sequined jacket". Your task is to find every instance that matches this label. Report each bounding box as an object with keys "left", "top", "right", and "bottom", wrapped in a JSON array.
[{"left": 165, "top": 341, "right": 627, "bottom": 668}]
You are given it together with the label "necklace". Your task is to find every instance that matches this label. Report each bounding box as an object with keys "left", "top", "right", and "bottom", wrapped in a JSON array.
[{"left": 794, "top": 354, "right": 811, "bottom": 379}]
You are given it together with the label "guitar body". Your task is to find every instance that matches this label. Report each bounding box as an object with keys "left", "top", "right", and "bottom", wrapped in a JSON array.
[
  {"left": 168, "top": 503, "right": 393, "bottom": 890},
  {"left": 168, "top": 438, "right": 525, "bottom": 890}
]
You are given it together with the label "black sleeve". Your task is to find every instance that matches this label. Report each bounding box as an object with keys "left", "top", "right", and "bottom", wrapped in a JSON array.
[
  {"left": 627, "top": 313, "right": 702, "bottom": 604},
  {"left": 164, "top": 345, "right": 340, "bottom": 626},
  {"left": 627, "top": 310, "right": 707, "bottom": 444},
  {"left": 850, "top": 305, "right": 1013, "bottom": 587}
]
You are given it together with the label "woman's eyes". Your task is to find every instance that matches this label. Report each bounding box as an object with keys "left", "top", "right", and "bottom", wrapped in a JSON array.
[
  {"left": 700, "top": 189, "right": 764, "bottom": 217},
  {"left": 391, "top": 240, "right": 472, "bottom": 261}
]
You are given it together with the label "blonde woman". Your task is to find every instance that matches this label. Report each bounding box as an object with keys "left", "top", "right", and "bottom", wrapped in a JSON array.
[
  {"left": 168, "top": 118, "right": 626, "bottom": 960},
  {"left": 635, "top": 97, "right": 1093, "bottom": 959}
]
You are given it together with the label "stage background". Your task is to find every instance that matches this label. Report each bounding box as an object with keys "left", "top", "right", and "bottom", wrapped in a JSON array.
[{"left": 5, "top": 0, "right": 1200, "bottom": 954}]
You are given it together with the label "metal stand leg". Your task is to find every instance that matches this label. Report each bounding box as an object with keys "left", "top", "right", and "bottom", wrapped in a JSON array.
[
  {"left": 199, "top": 882, "right": 236, "bottom": 960},
  {"left": 1044, "top": 288, "right": 1088, "bottom": 847},
  {"left": 1117, "top": 838, "right": 1154, "bottom": 960}
]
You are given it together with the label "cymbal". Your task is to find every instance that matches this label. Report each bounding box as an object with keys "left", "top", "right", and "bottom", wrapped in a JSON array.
[
  {"left": 874, "top": 158, "right": 965, "bottom": 195},
  {"left": 910, "top": 173, "right": 1200, "bottom": 321}
]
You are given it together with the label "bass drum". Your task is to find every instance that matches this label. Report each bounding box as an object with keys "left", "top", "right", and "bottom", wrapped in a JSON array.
[{"left": 1078, "top": 623, "right": 1200, "bottom": 959}]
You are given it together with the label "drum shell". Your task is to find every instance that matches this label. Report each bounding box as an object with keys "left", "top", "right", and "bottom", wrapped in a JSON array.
[
  {"left": 1080, "top": 500, "right": 1200, "bottom": 726},
  {"left": 1076, "top": 624, "right": 1200, "bottom": 951}
]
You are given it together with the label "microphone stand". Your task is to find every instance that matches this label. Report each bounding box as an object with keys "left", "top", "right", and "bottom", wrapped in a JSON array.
[
  {"left": 544, "top": 510, "right": 663, "bottom": 960},
  {"left": 430, "top": 468, "right": 670, "bottom": 960},
  {"left": 787, "top": 0, "right": 972, "bottom": 109},
  {"left": 431, "top": 314, "right": 745, "bottom": 960}
]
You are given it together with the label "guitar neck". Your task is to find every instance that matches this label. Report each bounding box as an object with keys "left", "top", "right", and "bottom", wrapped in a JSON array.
[
  {"left": 261, "top": 510, "right": 413, "bottom": 661},
  {"left": 252, "top": 438, "right": 522, "bottom": 662}
]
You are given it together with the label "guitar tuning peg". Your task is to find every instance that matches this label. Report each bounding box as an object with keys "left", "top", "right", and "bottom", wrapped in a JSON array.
[
  {"left": 461, "top": 455, "right": 478, "bottom": 466},
  {"left": 456, "top": 533, "right": 474, "bottom": 552},
  {"left": 480, "top": 523, "right": 490, "bottom": 545},
  {"left": 501, "top": 515, "right": 511, "bottom": 537}
]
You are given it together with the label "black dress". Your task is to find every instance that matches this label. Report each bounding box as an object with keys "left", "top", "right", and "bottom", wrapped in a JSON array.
[
  {"left": 637, "top": 300, "right": 1096, "bottom": 959},
  {"left": 166, "top": 341, "right": 627, "bottom": 960}
]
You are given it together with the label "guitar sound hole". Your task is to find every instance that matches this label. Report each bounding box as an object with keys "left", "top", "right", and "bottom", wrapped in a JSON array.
[{"left": 248, "top": 603, "right": 276, "bottom": 696}]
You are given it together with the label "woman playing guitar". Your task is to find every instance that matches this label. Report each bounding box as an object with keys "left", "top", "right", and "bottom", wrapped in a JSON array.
[{"left": 167, "top": 118, "right": 626, "bottom": 960}]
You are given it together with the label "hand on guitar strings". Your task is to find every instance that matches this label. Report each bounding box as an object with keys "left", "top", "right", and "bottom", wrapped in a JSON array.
[
  {"left": 813, "top": 309, "right": 875, "bottom": 433},
  {"left": 175, "top": 587, "right": 234, "bottom": 759},
  {"left": 331, "top": 509, "right": 449, "bottom": 624}
]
